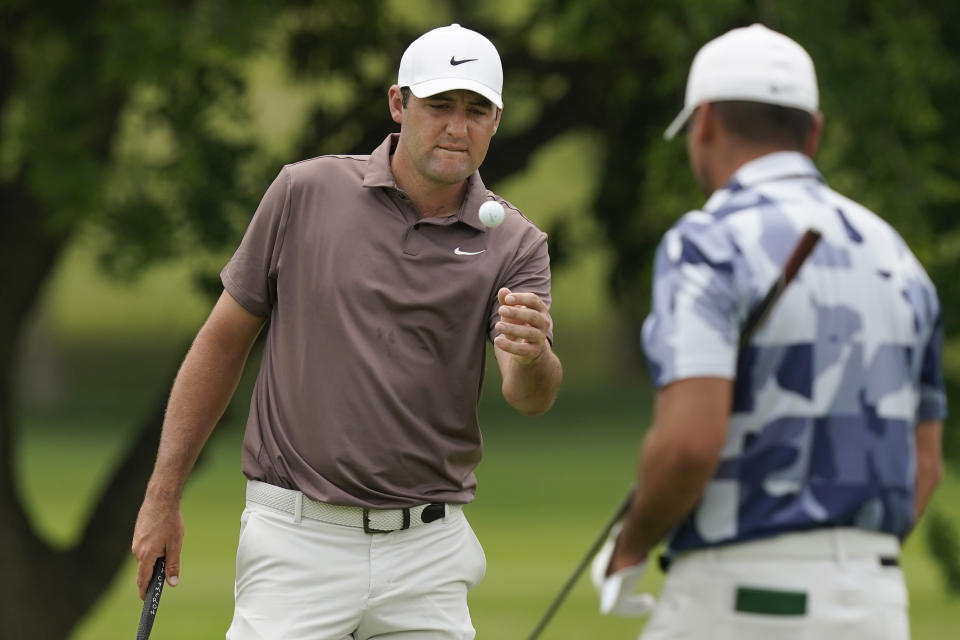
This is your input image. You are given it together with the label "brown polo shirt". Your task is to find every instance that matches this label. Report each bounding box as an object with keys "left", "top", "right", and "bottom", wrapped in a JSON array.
[{"left": 221, "top": 134, "right": 553, "bottom": 508}]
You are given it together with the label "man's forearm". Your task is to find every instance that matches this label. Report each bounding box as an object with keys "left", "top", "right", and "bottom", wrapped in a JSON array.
[
  {"left": 609, "top": 378, "right": 731, "bottom": 572},
  {"left": 145, "top": 331, "right": 252, "bottom": 501},
  {"left": 145, "top": 293, "right": 264, "bottom": 502},
  {"left": 500, "top": 343, "right": 562, "bottom": 416},
  {"left": 616, "top": 426, "right": 720, "bottom": 565},
  {"left": 913, "top": 420, "right": 944, "bottom": 525}
]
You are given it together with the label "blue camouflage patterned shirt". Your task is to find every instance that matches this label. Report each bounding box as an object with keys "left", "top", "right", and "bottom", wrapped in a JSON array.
[{"left": 642, "top": 151, "right": 947, "bottom": 554}]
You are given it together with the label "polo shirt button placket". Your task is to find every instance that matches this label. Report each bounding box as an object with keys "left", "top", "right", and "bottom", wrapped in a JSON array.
[{"left": 393, "top": 189, "right": 421, "bottom": 255}]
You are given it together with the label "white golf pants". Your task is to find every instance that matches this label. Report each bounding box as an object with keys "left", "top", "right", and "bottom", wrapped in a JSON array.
[
  {"left": 226, "top": 498, "right": 486, "bottom": 639},
  {"left": 641, "top": 528, "right": 909, "bottom": 640}
]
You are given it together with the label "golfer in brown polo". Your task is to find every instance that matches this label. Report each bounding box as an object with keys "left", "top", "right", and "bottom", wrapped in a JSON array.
[{"left": 131, "top": 23, "right": 562, "bottom": 639}]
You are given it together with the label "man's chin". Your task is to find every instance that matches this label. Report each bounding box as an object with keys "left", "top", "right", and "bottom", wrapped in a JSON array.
[{"left": 426, "top": 163, "right": 474, "bottom": 185}]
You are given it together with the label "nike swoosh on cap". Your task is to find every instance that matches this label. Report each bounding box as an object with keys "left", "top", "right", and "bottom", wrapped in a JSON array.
[
  {"left": 454, "top": 247, "right": 486, "bottom": 256},
  {"left": 450, "top": 56, "right": 478, "bottom": 66}
]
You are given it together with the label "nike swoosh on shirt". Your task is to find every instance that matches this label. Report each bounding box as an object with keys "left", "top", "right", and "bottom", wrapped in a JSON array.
[
  {"left": 450, "top": 57, "right": 478, "bottom": 66},
  {"left": 454, "top": 247, "right": 486, "bottom": 256}
]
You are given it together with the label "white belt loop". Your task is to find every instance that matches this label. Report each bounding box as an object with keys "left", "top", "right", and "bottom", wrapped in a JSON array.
[
  {"left": 832, "top": 528, "right": 845, "bottom": 567},
  {"left": 293, "top": 491, "right": 303, "bottom": 524}
]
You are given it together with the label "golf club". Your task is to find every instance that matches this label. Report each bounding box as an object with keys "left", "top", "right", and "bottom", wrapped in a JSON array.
[{"left": 136, "top": 556, "right": 166, "bottom": 640}]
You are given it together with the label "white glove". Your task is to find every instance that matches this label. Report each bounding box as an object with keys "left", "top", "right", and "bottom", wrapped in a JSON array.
[{"left": 590, "top": 525, "right": 656, "bottom": 617}]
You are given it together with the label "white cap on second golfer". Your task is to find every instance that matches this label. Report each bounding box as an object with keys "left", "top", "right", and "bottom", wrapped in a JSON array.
[
  {"left": 398, "top": 24, "right": 503, "bottom": 108},
  {"left": 664, "top": 24, "right": 819, "bottom": 140}
]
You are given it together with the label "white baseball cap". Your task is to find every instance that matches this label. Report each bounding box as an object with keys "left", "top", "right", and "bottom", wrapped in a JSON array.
[
  {"left": 398, "top": 23, "right": 503, "bottom": 108},
  {"left": 664, "top": 24, "right": 819, "bottom": 140}
]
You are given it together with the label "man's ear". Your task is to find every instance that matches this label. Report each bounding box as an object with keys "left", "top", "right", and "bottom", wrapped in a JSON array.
[
  {"left": 691, "top": 102, "right": 715, "bottom": 144},
  {"left": 388, "top": 85, "right": 404, "bottom": 124},
  {"left": 804, "top": 111, "right": 824, "bottom": 157},
  {"left": 492, "top": 108, "right": 502, "bottom": 134}
]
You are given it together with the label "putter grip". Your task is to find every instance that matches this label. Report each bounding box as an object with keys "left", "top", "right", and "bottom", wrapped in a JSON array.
[
  {"left": 781, "top": 229, "right": 823, "bottom": 282},
  {"left": 740, "top": 229, "right": 822, "bottom": 349},
  {"left": 136, "top": 557, "right": 166, "bottom": 640}
]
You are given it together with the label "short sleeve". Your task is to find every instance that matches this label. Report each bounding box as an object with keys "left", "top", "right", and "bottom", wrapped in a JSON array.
[
  {"left": 642, "top": 226, "right": 742, "bottom": 388},
  {"left": 220, "top": 168, "right": 292, "bottom": 316}
]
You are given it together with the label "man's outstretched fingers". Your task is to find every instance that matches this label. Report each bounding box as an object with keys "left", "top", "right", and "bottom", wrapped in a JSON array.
[
  {"left": 500, "top": 306, "right": 548, "bottom": 333},
  {"left": 501, "top": 290, "right": 546, "bottom": 312},
  {"left": 496, "top": 321, "right": 540, "bottom": 343}
]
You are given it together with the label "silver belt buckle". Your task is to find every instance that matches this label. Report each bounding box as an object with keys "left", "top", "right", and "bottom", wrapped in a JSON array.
[{"left": 362, "top": 507, "right": 410, "bottom": 533}]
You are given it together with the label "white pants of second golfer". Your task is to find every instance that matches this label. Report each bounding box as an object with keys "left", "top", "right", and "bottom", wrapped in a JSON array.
[
  {"left": 225, "top": 500, "right": 486, "bottom": 639},
  {"left": 640, "top": 528, "right": 909, "bottom": 640}
]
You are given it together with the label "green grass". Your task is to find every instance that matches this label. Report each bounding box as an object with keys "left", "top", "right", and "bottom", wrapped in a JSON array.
[{"left": 13, "top": 385, "right": 960, "bottom": 640}]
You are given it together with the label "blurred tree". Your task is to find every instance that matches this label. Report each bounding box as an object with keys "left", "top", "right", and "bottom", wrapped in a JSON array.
[
  {"left": 0, "top": 1, "right": 280, "bottom": 636},
  {"left": 2, "top": 0, "right": 958, "bottom": 636}
]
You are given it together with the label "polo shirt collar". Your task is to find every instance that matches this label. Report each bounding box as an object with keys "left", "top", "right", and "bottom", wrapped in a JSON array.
[
  {"left": 361, "top": 134, "right": 399, "bottom": 189},
  {"left": 730, "top": 150, "right": 822, "bottom": 190},
  {"left": 362, "top": 134, "right": 489, "bottom": 232},
  {"left": 703, "top": 151, "right": 823, "bottom": 212}
]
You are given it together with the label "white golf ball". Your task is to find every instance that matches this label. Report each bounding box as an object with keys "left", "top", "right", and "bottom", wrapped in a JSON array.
[{"left": 479, "top": 200, "right": 505, "bottom": 228}]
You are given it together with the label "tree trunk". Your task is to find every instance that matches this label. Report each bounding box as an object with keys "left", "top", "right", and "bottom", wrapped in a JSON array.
[
  {"left": 0, "top": 176, "right": 191, "bottom": 637},
  {"left": 0, "top": 178, "right": 73, "bottom": 637}
]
